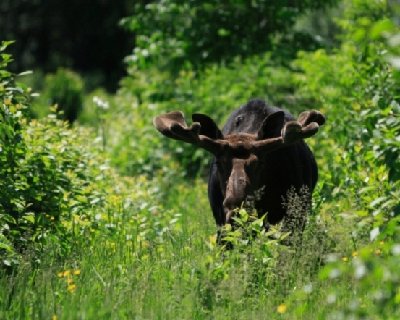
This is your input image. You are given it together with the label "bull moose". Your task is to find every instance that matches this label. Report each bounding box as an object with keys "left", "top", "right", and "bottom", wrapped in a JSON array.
[{"left": 154, "top": 99, "right": 325, "bottom": 237}]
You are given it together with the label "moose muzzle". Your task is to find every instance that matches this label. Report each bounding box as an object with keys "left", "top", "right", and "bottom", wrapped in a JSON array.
[{"left": 223, "top": 159, "right": 250, "bottom": 224}]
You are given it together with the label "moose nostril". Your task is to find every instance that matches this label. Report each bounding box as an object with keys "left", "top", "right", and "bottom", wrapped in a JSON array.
[
  {"left": 223, "top": 197, "right": 239, "bottom": 210},
  {"left": 225, "top": 210, "right": 233, "bottom": 224},
  {"left": 223, "top": 197, "right": 232, "bottom": 208}
]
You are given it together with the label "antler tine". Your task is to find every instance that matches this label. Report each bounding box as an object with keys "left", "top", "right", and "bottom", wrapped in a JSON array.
[
  {"left": 153, "top": 111, "right": 190, "bottom": 140},
  {"left": 297, "top": 110, "right": 325, "bottom": 127},
  {"left": 281, "top": 109, "right": 325, "bottom": 144},
  {"left": 251, "top": 136, "right": 285, "bottom": 153},
  {"left": 253, "top": 110, "right": 325, "bottom": 152},
  {"left": 153, "top": 111, "right": 226, "bottom": 154}
]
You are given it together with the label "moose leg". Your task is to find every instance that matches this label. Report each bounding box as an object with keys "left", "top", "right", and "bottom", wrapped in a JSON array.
[{"left": 208, "top": 161, "right": 225, "bottom": 226}]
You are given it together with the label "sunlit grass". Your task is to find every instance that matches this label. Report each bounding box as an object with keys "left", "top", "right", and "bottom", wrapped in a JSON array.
[{"left": 3, "top": 177, "right": 389, "bottom": 320}]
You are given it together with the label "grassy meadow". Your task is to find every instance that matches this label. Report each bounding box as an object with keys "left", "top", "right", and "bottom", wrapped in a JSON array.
[
  {"left": 1, "top": 1, "right": 400, "bottom": 319},
  {"left": 0, "top": 178, "right": 372, "bottom": 319}
]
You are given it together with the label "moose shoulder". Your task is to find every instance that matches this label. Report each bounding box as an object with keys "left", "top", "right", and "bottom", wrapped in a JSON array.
[{"left": 154, "top": 99, "right": 325, "bottom": 234}]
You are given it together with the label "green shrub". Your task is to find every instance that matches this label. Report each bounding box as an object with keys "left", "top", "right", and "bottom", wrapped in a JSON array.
[
  {"left": 122, "top": 0, "right": 338, "bottom": 71},
  {"left": 288, "top": 4, "right": 400, "bottom": 317},
  {"left": 45, "top": 68, "right": 84, "bottom": 123},
  {"left": 0, "top": 41, "right": 33, "bottom": 267},
  {"left": 292, "top": 0, "right": 400, "bottom": 237},
  {"left": 0, "top": 44, "right": 113, "bottom": 268}
]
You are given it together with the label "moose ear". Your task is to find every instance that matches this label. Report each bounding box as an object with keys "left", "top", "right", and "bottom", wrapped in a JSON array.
[
  {"left": 257, "top": 111, "right": 285, "bottom": 139},
  {"left": 192, "top": 113, "right": 223, "bottom": 140}
]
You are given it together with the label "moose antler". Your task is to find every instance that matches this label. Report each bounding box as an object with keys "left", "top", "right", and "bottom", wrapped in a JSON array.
[
  {"left": 297, "top": 110, "right": 326, "bottom": 127},
  {"left": 153, "top": 111, "right": 227, "bottom": 154},
  {"left": 154, "top": 109, "right": 325, "bottom": 155},
  {"left": 282, "top": 109, "right": 325, "bottom": 143},
  {"left": 253, "top": 110, "right": 325, "bottom": 151}
]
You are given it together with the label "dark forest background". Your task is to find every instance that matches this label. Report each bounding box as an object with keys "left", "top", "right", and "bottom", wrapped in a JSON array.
[{"left": 0, "top": 0, "right": 135, "bottom": 90}]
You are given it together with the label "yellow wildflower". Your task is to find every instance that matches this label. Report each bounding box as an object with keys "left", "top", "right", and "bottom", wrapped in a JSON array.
[
  {"left": 52, "top": 315, "right": 58, "bottom": 320},
  {"left": 74, "top": 269, "right": 81, "bottom": 275},
  {"left": 63, "top": 270, "right": 70, "bottom": 277},
  {"left": 67, "top": 284, "right": 76, "bottom": 293},
  {"left": 209, "top": 234, "right": 217, "bottom": 247},
  {"left": 277, "top": 303, "right": 287, "bottom": 314},
  {"left": 352, "top": 251, "right": 358, "bottom": 257},
  {"left": 342, "top": 256, "right": 348, "bottom": 262}
]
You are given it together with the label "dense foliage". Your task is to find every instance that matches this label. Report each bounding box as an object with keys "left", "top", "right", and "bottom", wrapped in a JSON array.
[
  {"left": 1, "top": 0, "right": 400, "bottom": 319},
  {"left": 0, "top": 43, "right": 110, "bottom": 266},
  {"left": 123, "top": 0, "right": 338, "bottom": 71},
  {"left": 44, "top": 69, "right": 84, "bottom": 123}
]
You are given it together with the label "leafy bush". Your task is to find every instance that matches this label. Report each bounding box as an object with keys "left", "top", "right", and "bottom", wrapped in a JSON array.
[
  {"left": 293, "top": 0, "right": 400, "bottom": 235},
  {"left": 0, "top": 41, "right": 33, "bottom": 266},
  {"left": 122, "top": 0, "right": 338, "bottom": 71},
  {"left": 0, "top": 43, "right": 113, "bottom": 268},
  {"left": 44, "top": 68, "right": 84, "bottom": 123},
  {"left": 288, "top": 2, "right": 400, "bottom": 316}
]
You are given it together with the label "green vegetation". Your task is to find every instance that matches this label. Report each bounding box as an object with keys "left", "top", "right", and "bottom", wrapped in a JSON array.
[
  {"left": 43, "top": 68, "right": 84, "bottom": 123},
  {"left": 1, "top": 0, "right": 400, "bottom": 319},
  {"left": 123, "top": 0, "right": 337, "bottom": 70}
]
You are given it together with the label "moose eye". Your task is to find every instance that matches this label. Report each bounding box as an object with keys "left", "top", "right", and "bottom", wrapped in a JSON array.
[{"left": 235, "top": 116, "right": 243, "bottom": 127}]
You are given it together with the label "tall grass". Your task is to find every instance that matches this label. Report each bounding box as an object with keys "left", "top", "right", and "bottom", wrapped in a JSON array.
[{"left": 1, "top": 177, "right": 370, "bottom": 319}]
